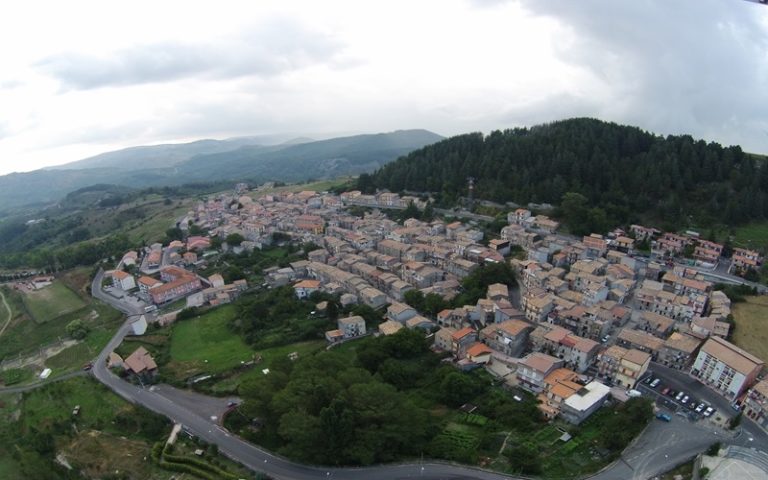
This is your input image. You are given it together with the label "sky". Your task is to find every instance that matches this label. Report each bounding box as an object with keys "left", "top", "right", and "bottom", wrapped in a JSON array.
[{"left": 0, "top": 0, "right": 767, "bottom": 175}]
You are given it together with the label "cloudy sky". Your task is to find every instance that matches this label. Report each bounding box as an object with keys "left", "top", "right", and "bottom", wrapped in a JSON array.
[{"left": 0, "top": 0, "right": 767, "bottom": 175}]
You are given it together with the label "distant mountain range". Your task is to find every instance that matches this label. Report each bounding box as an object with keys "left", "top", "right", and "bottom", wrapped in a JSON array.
[{"left": 0, "top": 129, "right": 443, "bottom": 211}]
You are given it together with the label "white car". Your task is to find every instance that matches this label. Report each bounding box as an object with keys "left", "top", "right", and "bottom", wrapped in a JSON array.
[
  {"left": 704, "top": 407, "right": 715, "bottom": 417},
  {"left": 695, "top": 403, "right": 706, "bottom": 413},
  {"left": 681, "top": 395, "right": 690, "bottom": 404},
  {"left": 675, "top": 392, "right": 685, "bottom": 401},
  {"left": 650, "top": 378, "right": 661, "bottom": 388}
]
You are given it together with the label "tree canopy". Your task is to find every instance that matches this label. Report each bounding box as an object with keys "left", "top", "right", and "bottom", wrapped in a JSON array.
[{"left": 362, "top": 118, "right": 766, "bottom": 229}]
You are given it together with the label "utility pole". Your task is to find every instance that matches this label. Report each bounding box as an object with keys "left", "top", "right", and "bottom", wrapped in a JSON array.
[{"left": 467, "top": 177, "right": 475, "bottom": 211}]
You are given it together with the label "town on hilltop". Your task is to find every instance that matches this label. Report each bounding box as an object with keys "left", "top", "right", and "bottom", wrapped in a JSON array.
[{"left": 99, "top": 183, "right": 768, "bottom": 433}]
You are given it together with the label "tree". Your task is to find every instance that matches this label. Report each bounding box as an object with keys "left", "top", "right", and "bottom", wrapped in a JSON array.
[
  {"left": 65, "top": 319, "right": 89, "bottom": 340},
  {"left": 439, "top": 371, "right": 484, "bottom": 407},
  {"left": 226, "top": 233, "right": 245, "bottom": 246},
  {"left": 560, "top": 192, "right": 590, "bottom": 235},
  {"left": 506, "top": 442, "right": 541, "bottom": 475}
]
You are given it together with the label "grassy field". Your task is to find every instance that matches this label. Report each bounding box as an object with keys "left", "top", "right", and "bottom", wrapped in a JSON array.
[
  {"left": 167, "top": 305, "right": 256, "bottom": 379},
  {"left": 733, "top": 223, "right": 768, "bottom": 250},
  {"left": 731, "top": 296, "right": 768, "bottom": 363},
  {"left": 44, "top": 327, "right": 117, "bottom": 373},
  {"left": 0, "top": 295, "right": 121, "bottom": 362},
  {"left": 22, "top": 281, "right": 87, "bottom": 323},
  {"left": 206, "top": 340, "right": 325, "bottom": 394},
  {"left": 18, "top": 376, "right": 130, "bottom": 432}
]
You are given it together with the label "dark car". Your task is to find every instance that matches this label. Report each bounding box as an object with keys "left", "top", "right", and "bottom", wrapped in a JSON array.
[{"left": 82, "top": 362, "right": 93, "bottom": 371}]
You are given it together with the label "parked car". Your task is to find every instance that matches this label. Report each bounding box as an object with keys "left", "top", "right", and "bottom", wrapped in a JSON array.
[
  {"left": 667, "top": 389, "right": 678, "bottom": 397},
  {"left": 643, "top": 376, "right": 654, "bottom": 385},
  {"left": 681, "top": 395, "right": 690, "bottom": 404},
  {"left": 82, "top": 362, "right": 93, "bottom": 371},
  {"left": 695, "top": 403, "right": 706, "bottom": 413},
  {"left": 650, "top": 378, "right": 661, "bottom": 388},
  {"left": 661, "top": 387, "right": 670, "bottom": 395},
  {"left": 675, "top": 391, "right": 685, "bottom": 401},
  {"left": 627, "top": 389, "right": 643, "bottom": 398},
  {"left": 704, "top": 407, "right": 715, "bottom": 417},
  {"left": 656, "top": 413, "right": 672, "bottom": 422}
]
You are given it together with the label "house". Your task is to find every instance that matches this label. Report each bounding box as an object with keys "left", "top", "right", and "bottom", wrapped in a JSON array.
[
  {"left": 138, "top": 276, "right": 162, "bottom": 294},
  {"left": 691, "top": 315, "right": 731, "bottom": 339},
  {"left": 538, "top": 368, "right": 582, "bottom": 420},
  {"left": 658, "top": 332, "right": 703, "bottom": 370},
  {"left": 466, "top": 343, "right": 493, "bottom": 364},
  {"left": 337, "top": 315, "right": 366, "bottom": 338},
  {"left": 741, "top": 380, "right": 768, "bottom": 430},
  {"left": 124, "top": 346, "right": 158, "bottom": 379},
  {"left": 486, "top": 283, "right": 509, "bottom": 301},
  {"left": 325, "top": 329, "right": 345, "bottom": 343},
  {"left": 378, "top": 320, "right": 404, "bottom": 336},
  {"left": 615, "top": 349, "right": 651, "bottom": 389},
  {"left": 208, "top": 274, "right": 225, "bottom": 288},
  {"left": 617, "top": 328, "right": 665, "bottom": 360},
  {"left": 691, "top": 336, "right": 764, "bottom": 400},
  {"left": 359, "top": 288, "right": 387, "bottom": 309},
  {"left": 517, "top": 352, "right": 563, "bottom": 393},
  {"left": 293, "top": 279, "right": 321, "bottom": 299},
  {"left": 560, "top": 381, "right": 611, "bottom": 425},
  {"left": 434, "top": 327, "right": 456, "bottom": 351},
  {"left": 730, "top": 248, "right": 763, "bottom": 274},
  {"left": 451, "top": 327, "right": 478, "bottom": 357},
  {"left": 387, "top": 302, "right": 418, "bottom": 324},
  {"left": 122, "top": 251, "right": 138, "bottom": 266},
  {"left": 479, "top": 319, "right": 532, "bottom": 358},
  {"left": 406, "top": 315, "right": 435, "bottom": 330},
  {"left": 109, "top": 270, "right": 136, "bottom": 291}
]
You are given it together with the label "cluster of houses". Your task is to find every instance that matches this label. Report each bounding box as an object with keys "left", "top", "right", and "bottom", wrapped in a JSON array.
[
  {"left": 629, "top": 225, "right": 764, "bottom": 275},
  {"left": 103, "top": 185, "right": 768, "bottom": 429},
  {"left": 106, "top": 239, "right": 247, "bottom": 308}
]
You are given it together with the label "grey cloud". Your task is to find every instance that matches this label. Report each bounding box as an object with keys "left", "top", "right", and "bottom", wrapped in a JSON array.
[
  {"left": 35, "top": 18, "right": 344, "bottom": 90},
  {"left": 515, "top": 0, "right": 768, "bottom": 151}
]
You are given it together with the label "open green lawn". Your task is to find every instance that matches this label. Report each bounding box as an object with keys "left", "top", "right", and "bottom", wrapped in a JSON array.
[
  {"left": 731, "top": 296, "right": 768, "bottom": 364},
  {"left": 167, "top": 305, "right": 256, "bottom": 378},
  {"left": 22, "top": 281, "right": 87, "bottom": 323}
]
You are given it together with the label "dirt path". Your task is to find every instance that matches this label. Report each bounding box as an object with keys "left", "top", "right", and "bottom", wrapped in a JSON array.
[{"left": 0, "top": 289, "right": 12, "bottom": 339}]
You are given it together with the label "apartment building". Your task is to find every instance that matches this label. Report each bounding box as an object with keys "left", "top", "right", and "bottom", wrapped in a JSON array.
[{"left": 691, "top": 336, "right": 765, "bottom": 400}]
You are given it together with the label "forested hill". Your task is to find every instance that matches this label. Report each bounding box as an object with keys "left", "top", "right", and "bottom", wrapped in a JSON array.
[{"left": 360, "top": 118, "right": 767, "bottom": 228}]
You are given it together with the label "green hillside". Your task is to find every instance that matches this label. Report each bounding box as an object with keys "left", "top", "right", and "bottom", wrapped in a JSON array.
[{"left": 361, "top": 118, "right": 767, "bottom": 229}]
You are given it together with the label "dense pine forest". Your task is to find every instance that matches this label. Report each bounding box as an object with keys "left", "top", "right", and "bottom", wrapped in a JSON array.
[{"left": 359, "top": 118, "right": 768, "bottom": 229}]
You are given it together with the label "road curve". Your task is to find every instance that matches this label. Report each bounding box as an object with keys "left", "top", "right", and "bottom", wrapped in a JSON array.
[{"left": 88, "top": 271, "right": 738, "bottom": 480}]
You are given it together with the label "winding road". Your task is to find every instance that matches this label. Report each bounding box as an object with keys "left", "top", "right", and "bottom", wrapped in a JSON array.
[{"left": 83, "top": 270, "right": 765, "bottom": 480}]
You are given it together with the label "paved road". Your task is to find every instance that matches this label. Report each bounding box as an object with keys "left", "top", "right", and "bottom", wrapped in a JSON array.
[
  {"left": 88, "top": 273, "right": 768, "bottom": 480},
  {"left": 0, "top": 370, "right": 87, "bottom": 394}
]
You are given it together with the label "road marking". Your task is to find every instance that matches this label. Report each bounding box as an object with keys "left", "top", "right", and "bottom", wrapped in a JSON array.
[{"left": 0, "top": 289, "right": 13, "bottom": 339}]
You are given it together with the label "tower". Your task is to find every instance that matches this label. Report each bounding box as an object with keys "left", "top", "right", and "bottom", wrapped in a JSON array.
[{"left": 467, "top": 177, "right": 475, "bottom": 211}]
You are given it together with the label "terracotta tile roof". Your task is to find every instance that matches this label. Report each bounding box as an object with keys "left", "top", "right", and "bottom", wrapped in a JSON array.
[
  {"left": 701, "top": 336, "right": 764, "bottom": 375},
  {"left": 124, "top": 346, "right": 157, "bottom": 374},
  {"left": 452, "top": 326, "right": 476, "bottom": 341},
  {"left": 466, "top": 343, "right": 493, "bottom": 357}
]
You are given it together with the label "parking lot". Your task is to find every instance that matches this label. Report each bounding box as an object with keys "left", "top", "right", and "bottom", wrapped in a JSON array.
[{"left": 636, "top": 362, "right": 738, "bottom": 427}]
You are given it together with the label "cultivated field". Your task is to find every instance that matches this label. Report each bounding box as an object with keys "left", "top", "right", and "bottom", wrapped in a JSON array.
[
  {"left": 731, "top": 296, "right": 768, "bottom": 364},
  {"left": 22, "top": 281, "right": 86, "bottom": 323}
]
